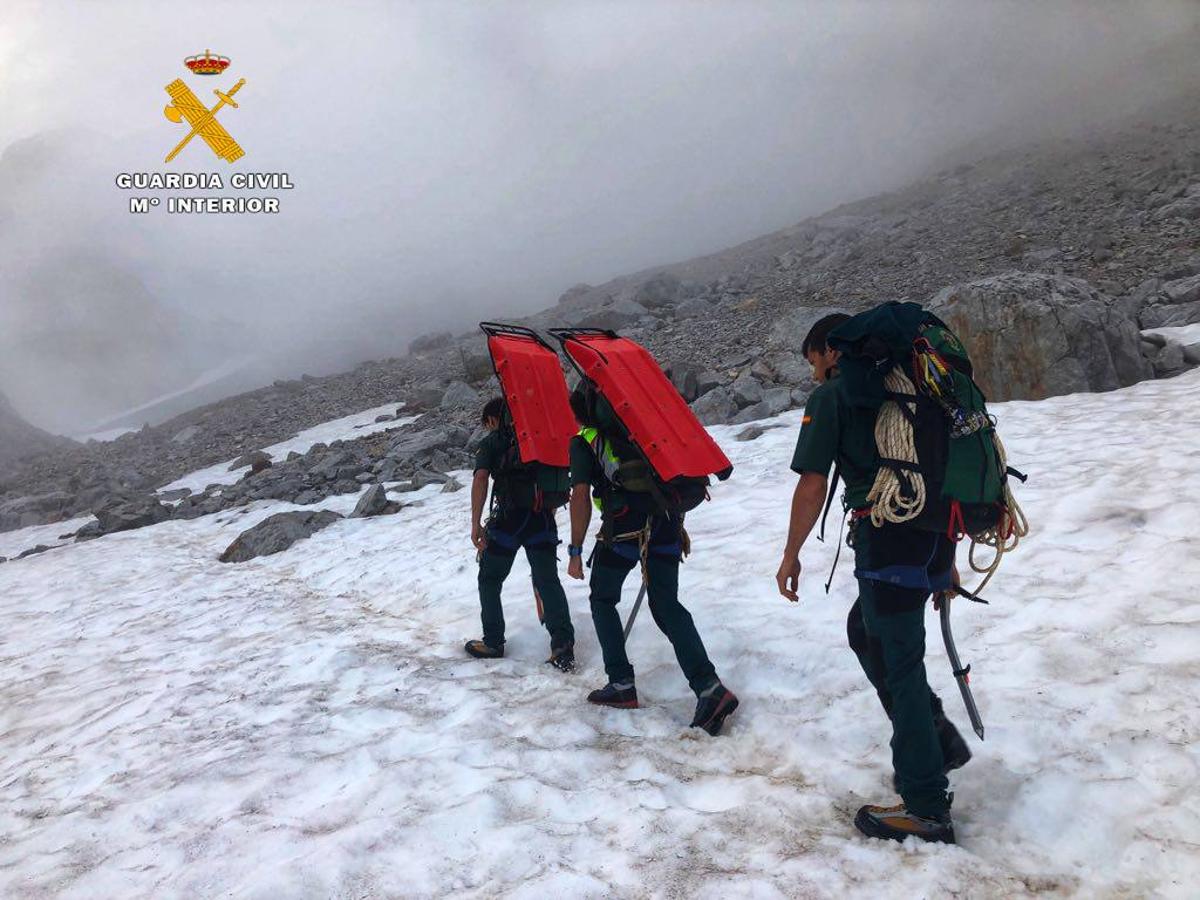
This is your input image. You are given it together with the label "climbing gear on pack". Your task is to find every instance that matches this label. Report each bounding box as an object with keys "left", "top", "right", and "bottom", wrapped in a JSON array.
[
  {"left": 827, "top": 302, "right": 1030, "bottom": 597},
  {"left": 939, "top": 590, "right": 985, "bottom": 740}
]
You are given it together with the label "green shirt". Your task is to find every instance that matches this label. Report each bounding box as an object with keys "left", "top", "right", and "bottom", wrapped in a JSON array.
[
  {"left": 790, "top": 376, "right": 877, "bottom": 509},
  {"left": 474, "top": 429, "right": 507, "bottom": 474}
]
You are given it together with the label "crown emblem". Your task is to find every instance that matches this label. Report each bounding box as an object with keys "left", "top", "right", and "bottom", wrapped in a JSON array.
[{"left": 184, "top": 49, "right": 231, "bottom": 76}]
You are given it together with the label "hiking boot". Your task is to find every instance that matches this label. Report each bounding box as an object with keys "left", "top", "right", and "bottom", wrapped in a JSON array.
[
  {"left": 464, "top": 639, "right": 504, "bottom": 659},
  {"left": 547, "top": 643, "right": 576, "bottom": 673},
  {"left": 892, "top": 716, "right": 973, "bottom": 792},
  {"left": 854, "top": 802, "right": 956, "bottom": 844},
  {"left": 690, "top": 683, "right": 739, "bottom": 736},
  {"left": 587, "top": 682, "right": 639, "bottom": 709}
]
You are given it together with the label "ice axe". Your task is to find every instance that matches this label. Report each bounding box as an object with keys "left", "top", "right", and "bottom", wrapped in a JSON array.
[
  {"left": 623, "top": 582, "right": 647, "bottom": 640},
  {"left": 938, "top": 587, "right": 986, "bottom": 740}
]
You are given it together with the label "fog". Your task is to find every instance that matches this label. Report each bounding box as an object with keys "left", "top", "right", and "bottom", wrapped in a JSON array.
[{"left": 1, "top": 0, "right": 1197, "bottom": 432}]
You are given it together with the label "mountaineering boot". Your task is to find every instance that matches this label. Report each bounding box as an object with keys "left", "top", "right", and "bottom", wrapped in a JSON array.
[
  {"left": 690, "top": 683, "right": 739, "bottom": 736},
  {"left": 587, "top": 682, "right": 639, "bottom": 709},
  {"left": 547, "top": 643, "right": 576, "bottom": 673},
  {"left": 892, "top": 714, "right": 973, "bottom": 791},
  {"left": 854, "top": 803, "right": 956, "bottom": 844},
  {"left": 464, "top": 639, "right": 504, "bottom": 660}
]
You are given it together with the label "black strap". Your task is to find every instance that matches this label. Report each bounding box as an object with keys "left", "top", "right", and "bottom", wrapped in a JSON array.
[
  {"left": 823, "top": 506, "right": 849, "bottom": 594},
  {"left": 817, "top": 462, "right": 841, "bottom": 543},
  {"left": 1005, "top": 465, "right": 1028, "bottom": 483}
]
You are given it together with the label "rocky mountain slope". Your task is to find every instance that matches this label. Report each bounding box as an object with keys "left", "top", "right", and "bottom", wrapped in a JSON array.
[{"left": 3, "top": 89, "right": 1200, "bottom": 536}]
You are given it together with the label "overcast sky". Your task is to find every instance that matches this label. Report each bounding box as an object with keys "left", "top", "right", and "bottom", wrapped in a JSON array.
[{"left": 1, "top": 0, "right": 1198, "bottom": 425}]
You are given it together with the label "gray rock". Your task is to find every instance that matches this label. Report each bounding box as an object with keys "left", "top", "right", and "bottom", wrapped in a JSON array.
[
  {"left": 1183, "top": 343, "right": 1200, "bottom": 366},
  {"left": 390, "top": 426, "right": 469, "bottom": 459},
  {"left": 766, "top": 351, "right": 811, "bottom": 387},
  {"left": 1139, "top": 331, "right": 1168, "bottom": 348},
  {"left": 730, "top": 373, "right": 764, "bottom": 408},
  {"left": 441, "top": 381, "right": 480, "bottom": 409},
  {"left": 74, "top": 520, "right": 103, "bottom": 542},
  {"left": 690, "top": 387, "right": 738, "bottom": 425},
  {"left": 412, "top": 469, "right": 450, "bottom": 489},
  {"left": 763, "top": 387, "right": 793, "bottom": 416},
  {"left": 170, "top": 425, "right": 201, "bottom": 445},
  {"left": 0, "top": 491, "right": 76, "bottom": 533},
  {"left": 632, "top": 272, "right": 685, "bottom": 309},
  {"left": 928, "top": 272, "right": 1153, "bottom": 401},
  {"left": 576, "top": 300, "right": 649, "bottom": 331},
  {"left": 219, "top": 510, "right": 343, "bottom": 563},
  {"left": 409, "top": 331, "right": 453, "bottom": 354},
  {"left": 1163, "top": 274, "right": 1200, "bottom": 306},
  {"left": 17, "top": 544, "right": 53, "bottom": 560},
  {"left": 374, "top": 414, "right": 396, "bottom": 423},
  {"left": 159, "top": 487, "right": 192, "bottom": 502},
  {"left": 735, "top": 425, "right": 765, "bottom": 442},
  {"left": 229, "top": 450, "right": 272, "bottom": 472},
  {"left": 440, "top": 476, "right": 465, "bottom": 493},
  {"left": 408, "top": 384, "right": 446, "bottom": 411},
  {"left": 350, "top": 484, "right": 399, "bottom": 518},
  {"left": 674, "top": 298, "right": 713, "bottom": 320},
  {"left": 94, "top": 495, "right": 171, "bottom": 535},
  {"left": 1152, "top": 341, "right": 1186, "bottom": 376},
  {"left": 767, "top": 306, "right": 853, "bottom": 353},
  {"left": 294, "top": 490, "right": 323, "bottom": 505}
]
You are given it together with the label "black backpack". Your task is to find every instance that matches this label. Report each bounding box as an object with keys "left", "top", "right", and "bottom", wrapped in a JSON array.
[{"left": 492, "top": 420, "right": 571, "bottom": 512}]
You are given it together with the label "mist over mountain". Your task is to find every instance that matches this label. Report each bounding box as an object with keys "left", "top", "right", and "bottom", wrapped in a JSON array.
[{"left": 2, "top": 1, "right": 1199, "bottom": 435}]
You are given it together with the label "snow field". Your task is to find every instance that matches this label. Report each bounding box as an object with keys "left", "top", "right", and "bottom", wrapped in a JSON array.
[{"left": 1, "top": 371, "right": 1198, "bottom": 897}]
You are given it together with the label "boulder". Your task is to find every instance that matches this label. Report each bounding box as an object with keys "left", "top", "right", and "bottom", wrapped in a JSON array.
[
  {"left": 350, "top": 484, "right": 400, "bottom": 518},
  {"left": 767, "top": 306, "right": 853, "bottom": 354},
  {"left": 927, "top": 272, "right": 1153, "bottom": 401},
  {"left": 159, "top": 487, "right": 192, "bottom": 502},
  {"left": 575, "top": 299, "right": 649, "bottom": 331},
  {"left": 1151, "top": 341, "right": 1186, "bottom": 376},
  {"left": 441, "top": 380, "right": 479, "bottom": 409},
  {"left": 632, "top": 272, "right": 685, "bottom": 309},
  {"left": 17, "top": 544, "right": 53, "bottom": 560},
  {"left": 0, "top": 491, "right": 76, "bottom": 533},
  {"left": 94, "top": 495, "right": 172, "bottom": 535},
  {"left": 218, "top": 510, "right": 343, "bottom": 563},
  {"left": 730, "top": 373, "right": 764, "bottom": 408},
  {"left": 407, "top": 384, "right": 446, "bottom": 411},
  {"left": 1183, "top": 343, "right": 1200, "bottom": 366},
  {"left": 690, "top": 387, "right": 737, "bottom": 425},
  {"left": 229, "top": 450, "right": 272, "bottom": 472},
  {"left": 441, "top": 476, "right": 465, "bottom": 493}
]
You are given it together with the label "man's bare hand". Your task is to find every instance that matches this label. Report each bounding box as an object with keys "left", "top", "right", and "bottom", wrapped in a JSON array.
[
  {"left": 567, "top": 556, "right": 584, "bottom": 581},
  {"left": 776, "top": 555, "right": 801, "bottom": 602},
  {"left": 471, "top": 523, "right": 487, "bottom": 552}
]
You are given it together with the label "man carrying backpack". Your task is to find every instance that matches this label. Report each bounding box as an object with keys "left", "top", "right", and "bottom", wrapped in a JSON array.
[
  {"left": 566, "top": 386, "right": 738, "bottom": 735},
  {"left": 467, "top": 397, "right": 576, "bottom": 671},
  {"left": 775, "top": 311, "right": 972, "bottom": 845}
]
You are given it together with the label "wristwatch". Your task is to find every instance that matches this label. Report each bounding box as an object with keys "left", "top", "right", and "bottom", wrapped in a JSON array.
[{"left": 568, "top": 544, "right": 583, "bottom": 558}]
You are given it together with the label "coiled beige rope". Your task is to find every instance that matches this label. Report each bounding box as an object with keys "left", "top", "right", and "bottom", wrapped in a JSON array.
[
  {"left": 865, "top": 364, "right": 1030, "bottom": 594},
  {"left": 866, "top": 367, "right": 925, "bottom": 527}
]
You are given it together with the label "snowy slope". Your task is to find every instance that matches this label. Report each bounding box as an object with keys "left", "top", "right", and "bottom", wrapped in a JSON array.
[{"left": 1, "top": 371, "right": 1198, "bottom": 898}]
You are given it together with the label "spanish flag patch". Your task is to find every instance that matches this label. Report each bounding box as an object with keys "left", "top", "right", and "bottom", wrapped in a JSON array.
[{"left": 802, "top": 415, "right": 812, "bottom": 425}]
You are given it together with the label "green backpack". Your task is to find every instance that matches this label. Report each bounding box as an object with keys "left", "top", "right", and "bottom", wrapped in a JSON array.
[{"left": 827, "top": 301, "right": 1025, "bottom": 539}]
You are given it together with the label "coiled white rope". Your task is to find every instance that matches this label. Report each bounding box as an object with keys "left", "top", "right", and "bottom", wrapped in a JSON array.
[
  {"left": 866, "top": 367, "right": 925, "bottom": 527},
  {"left": 966, "top": 430, "right": 1029, "bottom": 594}
]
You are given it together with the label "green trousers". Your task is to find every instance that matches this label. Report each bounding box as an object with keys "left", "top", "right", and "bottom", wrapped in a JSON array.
[
  {"left": 588, "top": 514, "right": 718, "bottom": 696},
  {"left": 478, "top": 507, "right": 574, "bottom": 650},
  {"left": 851, "top": 521, "right": 954, "bottom": 818}
]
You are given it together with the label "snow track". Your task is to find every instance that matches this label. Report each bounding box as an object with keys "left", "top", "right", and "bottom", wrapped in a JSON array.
[{"left": 2, "top": 371, "right": 1198, "bottom": 897}]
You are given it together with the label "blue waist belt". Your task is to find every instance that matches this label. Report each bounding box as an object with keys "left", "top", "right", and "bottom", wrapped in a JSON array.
[
  {"left": 607, "top": 538, "right": 682, "bottom": 561},
  {"left": 854, "top": 564, "right": 954, "bottom": 593}
]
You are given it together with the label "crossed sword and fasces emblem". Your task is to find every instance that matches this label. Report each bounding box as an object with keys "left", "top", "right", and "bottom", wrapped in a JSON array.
[{"left": 163, "top": 78, "right": 247, "bottom": 163}]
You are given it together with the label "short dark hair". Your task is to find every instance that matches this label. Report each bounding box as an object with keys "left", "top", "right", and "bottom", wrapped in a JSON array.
[
  {"left": 569, "top": 386, "right": 595, "bottom": 427},
  {"left": 801, "top": 313, "right": 851, "bottom": 356},
  {"left": 481, "top": 397, "right": 505, "bottom": 424}
]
